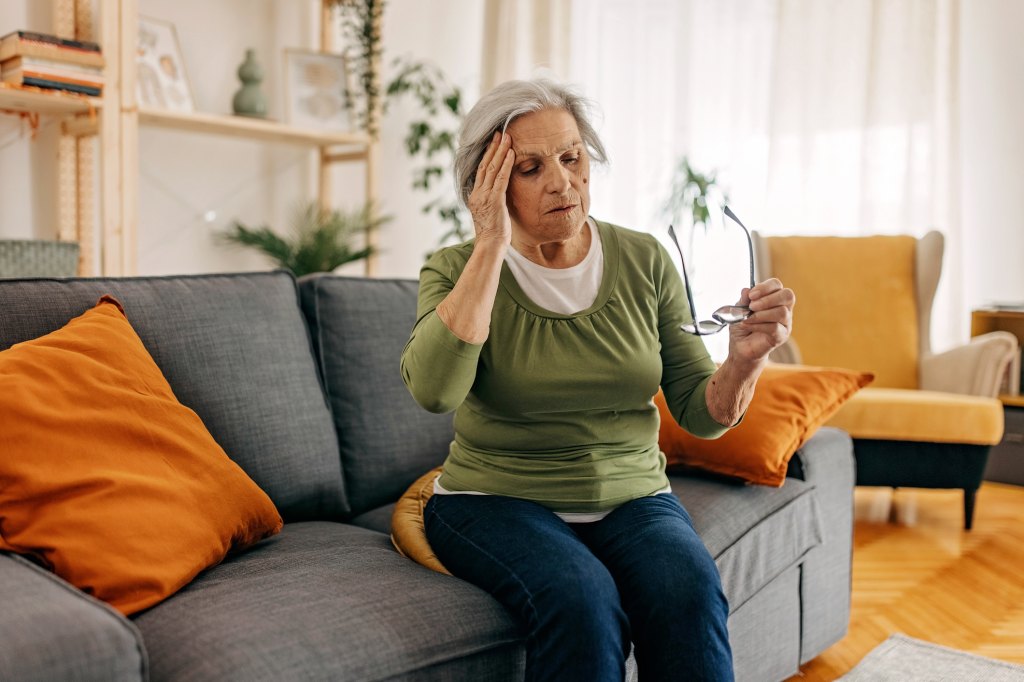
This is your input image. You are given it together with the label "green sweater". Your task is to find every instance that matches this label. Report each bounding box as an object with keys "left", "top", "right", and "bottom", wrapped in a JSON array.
[{"left": 401, "top": 219, "right": 729, "bottom": 513}]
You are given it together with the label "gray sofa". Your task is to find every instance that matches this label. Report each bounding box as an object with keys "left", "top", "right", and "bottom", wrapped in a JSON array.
[{"left": 0, "top": 271, "right": 854, "bottom": 681}]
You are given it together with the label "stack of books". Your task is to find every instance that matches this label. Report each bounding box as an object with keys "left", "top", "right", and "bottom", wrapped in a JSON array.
[{"left": 0, "top": 30, "right": 104, "bottom": 97}]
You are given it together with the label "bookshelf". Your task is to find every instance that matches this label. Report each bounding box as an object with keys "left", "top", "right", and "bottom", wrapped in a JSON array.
[
  {"left": 1, "top": 0, "right": 379, "bottom": 277},
  {"left": 137, "top": 108, "right": 372, "bottom": 148},
  {"left": 0, "top": 84, "right": 101, "bottom": 115}
]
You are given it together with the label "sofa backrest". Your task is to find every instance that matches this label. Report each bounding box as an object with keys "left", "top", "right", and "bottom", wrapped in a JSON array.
[
  {"left": 299, "top": 275, "right": 454, "bottom": 518},
  {"left": 0, "top": 272, "right": 347, "bottom": 522}
]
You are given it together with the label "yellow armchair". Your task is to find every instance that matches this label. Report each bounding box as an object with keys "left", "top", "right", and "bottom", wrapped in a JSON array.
[{"left": 752, "top": 230, "right": 1018, "bottom": 529}]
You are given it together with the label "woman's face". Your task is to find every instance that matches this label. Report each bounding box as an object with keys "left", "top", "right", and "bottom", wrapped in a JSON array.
[{"left": 504, "top": 108, "right": 591, "bottom": 245}]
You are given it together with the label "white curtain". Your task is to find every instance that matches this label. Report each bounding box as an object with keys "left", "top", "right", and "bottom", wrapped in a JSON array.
[
  {"left": 480, "top": 0, "right": 574, "bottom": 91},
  {"left": 567, "top": 0, "right": 963, "bottom": 354}
]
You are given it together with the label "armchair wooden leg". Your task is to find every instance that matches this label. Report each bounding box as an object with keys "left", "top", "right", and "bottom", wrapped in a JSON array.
[
  {"left": 964, "top": 488, "right": 978, "bottom": 531},
  {"left": 887, "top": 487, "right": 899, "bottom": 524}
]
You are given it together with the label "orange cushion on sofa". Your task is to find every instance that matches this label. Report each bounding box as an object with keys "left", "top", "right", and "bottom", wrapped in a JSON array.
[
  {"left": 657, "top": 364, "right": 873, "bottom": 486},
  {"left": 0, "top": 296, "right": 283, "bottom": 615}
]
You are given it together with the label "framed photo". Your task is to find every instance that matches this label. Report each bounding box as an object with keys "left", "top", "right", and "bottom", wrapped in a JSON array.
[
  {"left": 136, "top": 16, "right": 195, "bottom": 113},
  {"left": 284, "top": 49, "right": 351, "bottom": 132}
]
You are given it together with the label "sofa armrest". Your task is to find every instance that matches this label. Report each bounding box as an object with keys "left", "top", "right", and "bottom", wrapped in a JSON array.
[
  {"left": 0, "top": 553, "right": 147, "bottom": 681},
  {"left": 785, "top": 427, "right": 855, "bottom": 664},
  {"left": 920, "top": 331, "right": 1018, "bottom": 397}
]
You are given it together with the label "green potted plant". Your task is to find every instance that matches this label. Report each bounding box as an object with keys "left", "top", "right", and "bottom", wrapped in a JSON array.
[
  {"left": 330, "top": 0, "right": 386, "bottom": 138},
  {"left": 384, "top": 56, "right": 467, "bottom": 247},
  {"left": 220, "top": 202, "right": 387, "bottom": 277},
  {"left": 330, "top": 0, "right": 468, "bottom": 248},
  {"left": 662, "top": 157, "right": 729, "bottom": 279},
  {"left": 663, "top": 157, "right": 728, "bottom": 232}
]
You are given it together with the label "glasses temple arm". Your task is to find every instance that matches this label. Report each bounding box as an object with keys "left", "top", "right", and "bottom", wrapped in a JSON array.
[
  {"left": 667, "top": 224, "right": 703, "bottom": 327},
  {"left": 723, "top": 205, "right": 756, "bottom": 289}
]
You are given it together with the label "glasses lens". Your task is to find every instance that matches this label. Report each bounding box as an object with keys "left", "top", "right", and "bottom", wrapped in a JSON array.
[
  {"left": 711, "top": 306, "right": 751, "bottom": 324},
  {"left": 680, "top": 319, "right": 726, "bottom": 335}
]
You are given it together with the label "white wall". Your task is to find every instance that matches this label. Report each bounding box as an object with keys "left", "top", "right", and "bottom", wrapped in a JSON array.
[
  {"left": 1, "top": 0, "right": 1023, "bottom": 313},
  {"left": 0, "top": 0, "right": 54, "bottom": 241},
  {"left": 374, "top": 0, "right": 484, "bottom": 278}
]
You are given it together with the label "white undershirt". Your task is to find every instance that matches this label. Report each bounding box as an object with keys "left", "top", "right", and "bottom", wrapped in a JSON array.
[
  {"left": 434, "top": 218, "right": 670, "bottom": 523},
  {"left": 433, "top": 478, "right": 673, "bottom": 523},
  {"left": 502, "top": 217, "right": 604, "bottom": 315}
]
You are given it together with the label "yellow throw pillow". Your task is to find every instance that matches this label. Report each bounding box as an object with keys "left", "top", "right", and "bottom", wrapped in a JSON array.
[
  {"left": 391, "top": 467, "right": 450, "bottom": 575},
  {"left": 657, "top": 364, "right": 874, "bottom": 486},
  {"left": 0, "top": 296, "right": 283, "bottom": 615}
]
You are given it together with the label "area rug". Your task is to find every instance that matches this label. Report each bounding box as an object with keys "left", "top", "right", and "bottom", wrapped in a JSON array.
[{"left": 839, "top": 633, "right": 1024, "bottom": 681}]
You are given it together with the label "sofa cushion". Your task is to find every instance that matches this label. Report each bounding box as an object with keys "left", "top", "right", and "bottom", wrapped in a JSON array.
[
  {"left": 299, "top": 275, "right": 455, "bottom": 517},
  {"left": 0, "top": 272, "right": 345, "bottom": 521},
  {"left": 0, "top": 296, "right": 282, "bottom": 615},
  {"left": 348, "top": 503, "right": 395, "bottom": 534},
  {"left": 132, "top": 522, "right": 523, "bottom": 681},
  {"left": 670, "top": 474, "right": 822, "bottom": 611},
  {"left": 0, "top": 553, "right": 146, "bottom": 681},
  {"left": 357, "top": 471, "right": 822, "bottom": 614}
]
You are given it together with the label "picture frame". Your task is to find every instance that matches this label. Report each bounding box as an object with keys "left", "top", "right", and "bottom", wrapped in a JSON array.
[
  {"left": 284, "top": 49, "right": 352, "bottom": 132},
  {"left": 136, "top": 16, "right": 195, "bottom": 113}
]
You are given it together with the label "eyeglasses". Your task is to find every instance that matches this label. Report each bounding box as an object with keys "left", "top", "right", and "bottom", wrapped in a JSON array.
[{"left": 666, "top": 205, "right": 756, "bottom": 336}]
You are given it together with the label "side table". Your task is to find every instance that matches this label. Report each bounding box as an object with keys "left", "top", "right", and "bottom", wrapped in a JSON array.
[
  {"left": 984, "top": 397, "right": 1024, "bottom": 486},
  {"left": 971, "top": 308, "right": 1024, "bottom": 486}
]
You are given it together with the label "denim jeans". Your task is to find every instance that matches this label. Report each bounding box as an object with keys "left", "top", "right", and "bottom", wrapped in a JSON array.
[{"left": 424, "top": 492, "right": 734, "bottom": 682}]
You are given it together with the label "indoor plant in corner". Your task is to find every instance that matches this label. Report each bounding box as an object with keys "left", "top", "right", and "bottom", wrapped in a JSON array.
[{"left": 220, "top": 202, "right": 388, "bottom": 277}]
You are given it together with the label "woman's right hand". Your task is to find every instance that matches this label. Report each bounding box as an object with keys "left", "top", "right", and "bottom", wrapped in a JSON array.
[
  {"left": 467, "top": 131, "right": 515, "bottom": 247},
  {"left": 433, "top": 132, "right": 513, "bottom": 344}
]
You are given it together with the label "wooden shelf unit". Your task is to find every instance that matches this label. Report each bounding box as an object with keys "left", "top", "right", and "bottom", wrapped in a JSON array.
[
  {"left": 974, "top": 308, "right": 1024, "bottom": 485},
  {"left": 972, "top": 308, "right": 1024, "bottom": 407},
  {"left": 1, "top": 0, "right": 379, "bottom": 276},
  {"left": 999, "top": 394, "right": 1024, "bottom": 408},
  {"left": 972, "top": 308, "right": 1024, "bottom": 340},
  {"left": 138, "top": 108, "right": 373, "bottom": 149},
  {"left": 0, "top": 85, "right": 102, "bottom": 115}
]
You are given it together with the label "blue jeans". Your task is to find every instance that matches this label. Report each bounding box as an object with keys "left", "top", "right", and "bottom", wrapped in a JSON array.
[{"left": 424, "top": 492, "right": 734, "bottom": 682}]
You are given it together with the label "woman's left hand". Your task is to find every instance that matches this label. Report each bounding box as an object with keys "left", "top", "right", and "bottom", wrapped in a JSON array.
[{"left": 728, "top": 278, "right": 796, "bottom": 365}]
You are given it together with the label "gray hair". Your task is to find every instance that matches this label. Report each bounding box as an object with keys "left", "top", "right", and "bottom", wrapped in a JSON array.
[{"left": 453, "top": 79, "right": 608, "bottom": 206}]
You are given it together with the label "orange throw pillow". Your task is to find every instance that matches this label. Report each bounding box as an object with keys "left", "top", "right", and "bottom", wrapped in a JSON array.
[
  {"left": 657, "top": 364, "right": 873, "bottom": 486},
  {"left": 0, "top": 296, "right": 283, "bottom": 615}
]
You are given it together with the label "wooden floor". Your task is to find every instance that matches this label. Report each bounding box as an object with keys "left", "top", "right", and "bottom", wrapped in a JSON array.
[{"left": 788, "top": 482, "right": 1024, "bottom": 681}]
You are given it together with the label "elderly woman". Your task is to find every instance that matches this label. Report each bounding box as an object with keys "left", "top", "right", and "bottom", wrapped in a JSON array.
[{"left": 401, "top": 79, "right": 794, "bottom": 682}]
